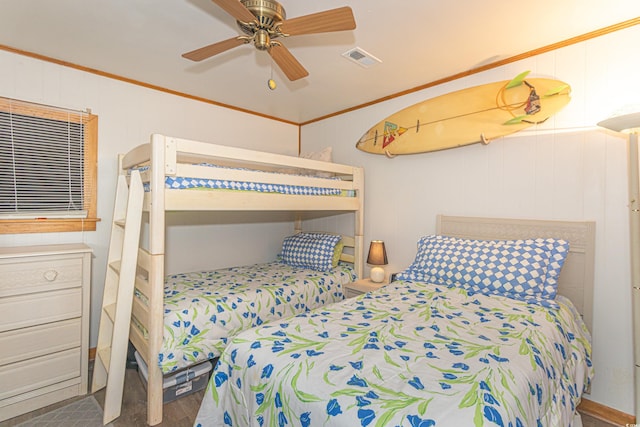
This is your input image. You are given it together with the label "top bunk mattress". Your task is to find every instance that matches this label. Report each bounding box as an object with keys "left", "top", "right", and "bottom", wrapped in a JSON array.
[
  {"left": 137, "top": 163, "right": 355, "bottom": 197},
  {"left": 122, "top": 136, "right": 364, "bottom": 211}
]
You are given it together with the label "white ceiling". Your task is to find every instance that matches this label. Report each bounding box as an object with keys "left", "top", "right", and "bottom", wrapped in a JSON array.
[{"left": 1, "top": 1, "right": 639, "bottom": 124}]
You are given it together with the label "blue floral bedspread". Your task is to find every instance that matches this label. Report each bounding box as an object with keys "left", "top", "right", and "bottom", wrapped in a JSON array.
[
  {"left": 158, "top": 261, "right": 356, "bottom": 373},
  {"left": 195, "top": 280, "right": 593, "bottom": 427}
]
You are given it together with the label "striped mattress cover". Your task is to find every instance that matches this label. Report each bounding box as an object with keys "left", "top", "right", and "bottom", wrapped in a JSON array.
[{"left": 138, "top": 163, "right": 354, "bottom": 197}]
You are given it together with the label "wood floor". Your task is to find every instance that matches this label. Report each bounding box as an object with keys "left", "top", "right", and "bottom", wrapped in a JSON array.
[{"left": 0, "top": 366, "right": 623, "bottom": 427}]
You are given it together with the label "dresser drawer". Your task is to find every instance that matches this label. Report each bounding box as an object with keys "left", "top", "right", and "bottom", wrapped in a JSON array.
[
  {"left": 0, "top": 288, "right": 82, "bottom": 333},
  {"left": 0, "top": 318, "right": 81, "bottom": 366},
  {"left": 0, "top": 255, "right": 84, "bottom": 297},
  {"left": 0, "top": 348, "right": 80, "bottom": 401}
]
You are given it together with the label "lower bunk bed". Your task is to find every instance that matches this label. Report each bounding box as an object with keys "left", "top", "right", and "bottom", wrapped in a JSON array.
[
  {"left": 152, "top": 235, "right": 357, "bottom": 374},
  {"left": 195, "top": 215, "right": 596, "bottom": 427},
  {"left": 115, "top": 134, "right": 364, "bottom": 425}
]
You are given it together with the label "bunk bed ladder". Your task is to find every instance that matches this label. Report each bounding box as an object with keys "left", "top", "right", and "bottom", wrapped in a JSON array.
[{"left": 91, "top": 170, "right": 144, "bottom": 424}]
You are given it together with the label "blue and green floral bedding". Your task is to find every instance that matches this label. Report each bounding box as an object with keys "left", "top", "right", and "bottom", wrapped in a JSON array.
[
  {"left": 157, "top": 261, "right": 356, "bottom": 373},
  {"left": 195, "top": 280, "right": 593, "bottom": 427}
]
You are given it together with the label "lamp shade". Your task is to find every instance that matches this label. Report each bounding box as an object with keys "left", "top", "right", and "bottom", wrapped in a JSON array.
[
  {"left": 598, "top": 109, "right": 640, "bottom": 133},
  {"left": 367, "top": 240, "right": 388, "bottom": 266}
]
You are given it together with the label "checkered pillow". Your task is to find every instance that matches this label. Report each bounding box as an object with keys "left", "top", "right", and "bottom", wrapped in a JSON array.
[
  {"left": 537, "top": 238, "right": 570, "bottom": 300},
  {"left": 281, "top": 233, "right": 342, "bottom": 272},
  {"left": 396, "top": 235, "right": 569, "bottom": 306}
]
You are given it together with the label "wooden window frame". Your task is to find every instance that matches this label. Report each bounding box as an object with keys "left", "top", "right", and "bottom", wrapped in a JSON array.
[{"left": 0, "top": 99, "right": 99, "bottom": 234}]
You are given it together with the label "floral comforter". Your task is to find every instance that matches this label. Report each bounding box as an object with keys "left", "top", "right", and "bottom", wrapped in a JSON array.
[
  {"left": 157, "top": 261, "right": 356, "bottom": 373},
  {"left": 195, "top": 280, "right": 593, "bottom": 427}
]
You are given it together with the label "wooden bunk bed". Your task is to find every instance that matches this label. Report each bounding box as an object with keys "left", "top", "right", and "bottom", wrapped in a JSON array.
[{"left": 118, "top": 134, "right": 365, "bottom": 425}]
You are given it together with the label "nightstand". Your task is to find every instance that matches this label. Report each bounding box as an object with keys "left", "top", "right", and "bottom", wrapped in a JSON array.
[{"left": 343, "top": 278, "right": 386, "bottom": 299}]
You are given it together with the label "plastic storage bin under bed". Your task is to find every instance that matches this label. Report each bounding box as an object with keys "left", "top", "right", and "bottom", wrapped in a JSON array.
[{"left": 134, "top": 351, "right": 212, "bottom": 403}]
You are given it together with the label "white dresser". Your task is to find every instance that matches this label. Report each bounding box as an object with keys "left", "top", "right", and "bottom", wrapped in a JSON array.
[{"left": 0, "top": 243, "right": 92, "bottom": 422}]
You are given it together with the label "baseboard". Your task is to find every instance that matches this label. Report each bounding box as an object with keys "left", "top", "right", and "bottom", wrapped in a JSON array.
[{"left": 578, "top": 398, "right": 634, "bottom": 425}]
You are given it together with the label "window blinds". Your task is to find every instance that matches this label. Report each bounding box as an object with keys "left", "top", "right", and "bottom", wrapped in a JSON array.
[{"left": 0, "top": 98, "right": 89, "bottom": 219}]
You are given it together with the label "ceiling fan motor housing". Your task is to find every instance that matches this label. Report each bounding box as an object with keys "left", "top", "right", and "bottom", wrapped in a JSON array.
[{"left": 237, "top": 0, "right": 286, "bottom": 34}]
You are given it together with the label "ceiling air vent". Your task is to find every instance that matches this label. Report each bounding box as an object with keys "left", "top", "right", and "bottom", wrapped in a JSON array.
[{"left": 342, "top": 47, "right": 381, "bottom": 68}]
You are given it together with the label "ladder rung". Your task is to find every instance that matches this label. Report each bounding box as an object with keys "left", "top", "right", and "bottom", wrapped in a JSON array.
[
  {"left": 135, "top": 275, "right": 150, "bottom": 300},
  {"left": 129, "top": 325, "right": 149, "bottom": 362},
  {"left": 97, "top": 347, "right": 112, "bottom": 372},
  {"left": 109, "top": 261, "right": 122, "bottom": 275},
  {"left": 104, "top": 303, "right": 116, "bottom": 323},
  {"left": 114, "top": 219, "right": 126, "bottom": 227}
]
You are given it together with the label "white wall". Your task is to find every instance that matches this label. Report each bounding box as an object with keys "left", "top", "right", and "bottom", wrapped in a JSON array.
[
  {"left": 301, "top": 25, "right": 640, "bottom": 414},
  {"left": 0, "top": 50, "right": 300, "bottom": 347}
]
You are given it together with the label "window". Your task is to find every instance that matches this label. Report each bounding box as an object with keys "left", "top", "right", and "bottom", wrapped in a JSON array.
[{"left": 0, "top": 97, "right": 98, "bottom": 233}]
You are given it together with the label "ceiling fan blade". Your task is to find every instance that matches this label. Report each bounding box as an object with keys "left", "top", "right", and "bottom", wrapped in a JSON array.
[
  {"left": 182, "top": 37, "right": 246, "bottom": 61},
  {"left": 269, "top": 44, "right": 309, "bottom": 81},
  {"left": 211, "top": 0, "right": 256, "bottom": 23},
  {"left": 278, "top": 6, "right": 356, "bottom": 36}
]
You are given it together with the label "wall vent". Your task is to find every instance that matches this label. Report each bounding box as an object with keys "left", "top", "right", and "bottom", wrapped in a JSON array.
[{"left": 342, "top": 47, "right": 382, "bottom": 68}]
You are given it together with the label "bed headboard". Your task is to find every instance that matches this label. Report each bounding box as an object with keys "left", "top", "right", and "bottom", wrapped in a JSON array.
[{"left": 436, "top": 215, "right": 596, "bottom": 332}]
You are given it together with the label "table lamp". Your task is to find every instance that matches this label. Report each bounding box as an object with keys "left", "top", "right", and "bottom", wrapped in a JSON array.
[
  {"left": 367, "top": 240, "right": 388, "bottom": 283},
  {"left": 598, "top": 108, "right": 640, "bottom": 421}
]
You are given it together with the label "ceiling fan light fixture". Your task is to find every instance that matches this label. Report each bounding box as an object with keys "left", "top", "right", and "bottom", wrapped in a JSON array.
[{"left": 254, "top": 29, "right": 271, "bottom": 50}]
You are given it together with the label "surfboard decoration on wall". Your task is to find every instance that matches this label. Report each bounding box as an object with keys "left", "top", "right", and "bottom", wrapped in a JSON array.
[{"left": 356, "top": 71, "right": 571, "bottom": 157}]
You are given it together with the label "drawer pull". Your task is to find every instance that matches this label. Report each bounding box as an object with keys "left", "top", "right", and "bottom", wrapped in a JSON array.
[{"left": 43, "top": 270, "right": 59, "bottom": 282}]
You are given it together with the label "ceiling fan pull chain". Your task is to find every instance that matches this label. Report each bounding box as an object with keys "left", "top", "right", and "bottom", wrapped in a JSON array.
[{"left": 268, "top": 55, "right": 277, "bottom": 90}]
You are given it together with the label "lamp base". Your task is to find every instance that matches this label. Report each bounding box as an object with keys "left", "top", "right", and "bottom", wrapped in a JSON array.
[{"left": 370, "top": 267, "right": 385, "bottom": 283}]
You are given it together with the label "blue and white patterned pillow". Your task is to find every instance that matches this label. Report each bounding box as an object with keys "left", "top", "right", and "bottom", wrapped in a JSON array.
[
  {"left": 538, "top": 239, "right": 570, "bottom": 300},
  {"left": 281, "top": 233, "right": 342, "bottom": 272},
  {"left": 396, "top": 235, "right": 569, "bottom": 307}
]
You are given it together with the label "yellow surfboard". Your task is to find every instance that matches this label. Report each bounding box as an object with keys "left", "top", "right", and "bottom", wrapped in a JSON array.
[{"left": 356, "top": 73, "right": 571, "bottom": 157}]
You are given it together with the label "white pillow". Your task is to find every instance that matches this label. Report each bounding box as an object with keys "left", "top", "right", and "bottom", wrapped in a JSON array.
[
  {"left": 299, "top": 147, "right": 333, "bottom": 177},
  {"left": 300, "top": 146, "right": 332, "bottom": 162}
]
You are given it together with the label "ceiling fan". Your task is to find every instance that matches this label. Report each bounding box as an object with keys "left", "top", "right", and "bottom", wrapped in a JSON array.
[{"left": 182, "top": 0, "right": 356, "bottom": 81}]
